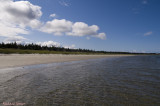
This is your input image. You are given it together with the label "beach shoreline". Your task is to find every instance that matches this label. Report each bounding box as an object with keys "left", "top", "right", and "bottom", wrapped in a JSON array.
[{"left": 0, "top": 54, "right": 133, "bottom": 69}]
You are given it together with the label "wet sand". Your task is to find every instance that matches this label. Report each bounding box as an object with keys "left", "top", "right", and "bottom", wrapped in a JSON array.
[{"left": 0, "top": 54, "right": 130, "bottom": 69}]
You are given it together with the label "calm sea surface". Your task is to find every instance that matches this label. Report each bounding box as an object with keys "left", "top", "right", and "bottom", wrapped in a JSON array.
[{"left": 0, "top": 56, "right": 160, "bottom": 106}]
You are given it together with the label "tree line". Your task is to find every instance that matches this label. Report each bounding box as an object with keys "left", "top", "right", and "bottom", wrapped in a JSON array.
[
  {"left": 0, "top": 42, "right": 156, "bottom": 54},
  {"left": 0, "top": 42, "right": 96, "bottom": 53}
]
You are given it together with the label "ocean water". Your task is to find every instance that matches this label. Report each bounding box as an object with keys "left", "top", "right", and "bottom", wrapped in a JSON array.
[{"left": 0, "top": 56, "right": 160, "bottom": 106}]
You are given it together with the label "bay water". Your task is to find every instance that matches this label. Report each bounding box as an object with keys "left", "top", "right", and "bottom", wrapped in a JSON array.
[{"left": 0, "top": 56, "right": 160, "bottom": 105}]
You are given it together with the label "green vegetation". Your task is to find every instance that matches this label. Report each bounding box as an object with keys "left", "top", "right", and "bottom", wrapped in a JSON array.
[
  {"left": 0, "top": 48, "right": 105, "bottom": 54},
  {"left": 0, "top": 42, "right": 158, "bottom": 55}
]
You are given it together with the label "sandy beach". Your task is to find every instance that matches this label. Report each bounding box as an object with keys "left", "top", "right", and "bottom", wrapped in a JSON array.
[{"left": 0, "top": 54, "right": 130, "bottom": 69}]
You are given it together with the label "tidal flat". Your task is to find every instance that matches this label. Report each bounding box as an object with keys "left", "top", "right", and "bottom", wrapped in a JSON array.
[{"left": 0, "top": 56, "right": 160, "bottom": 105}]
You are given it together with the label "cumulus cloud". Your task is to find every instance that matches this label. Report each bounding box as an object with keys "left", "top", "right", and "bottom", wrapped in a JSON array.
[
  {"left": 64, "top": 44, "right": 75, "bottom": 49},
  {"left": 40, "top": 19, "right": 73, "bottom": 36},
  {"left": 3, "top": 36, "right": 29, "bottom": 45},
  {"left": 36, "top": 41, "right": 61, "bottom": 47},
  {"left": 67, "top": 22, "right": 98, "bottom": 36},
  {"left": 67, "top": 22, "right": 106, "bottom": 40},
  {"left": 35, "top": 41, "right": 76, "bottom": 49},
  {"left": 94, "top": 33, "right": 106, "bottom": 40},
  {"left": 0, "top": 0, "right": 42, "bottom": 27},
  {"left": 36, "top": 41, "right": 75, "bottom": 49},
  {"left": 41, "top": 19, "right": 106, "bottom": 39},
  {"left": 0, "top": 0, "right": 106, "bottom": 41},
  {"left": 0, "top": 0, "right": 42, "bottom": 39},
  {"left": 49, "top": 14, "right": 57, "bottom": 18},
  {"left": 144, "top": 31, "right": 152, "bottom": 36},
  {"left": 0, "top": 22, "right": 29, "bottom": 38},
  {"left": 3, "top": 38, "right": 76, "bottom": 49}
]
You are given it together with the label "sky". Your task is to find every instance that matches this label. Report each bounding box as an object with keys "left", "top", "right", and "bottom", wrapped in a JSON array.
[{"left": 0, "top": 0, "right": 160, "bottom": 53}]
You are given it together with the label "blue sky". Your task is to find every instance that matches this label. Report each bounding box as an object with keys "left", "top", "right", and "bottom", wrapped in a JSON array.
[{"left": 0, "top": 0, "right": 160, "bottom": 53}]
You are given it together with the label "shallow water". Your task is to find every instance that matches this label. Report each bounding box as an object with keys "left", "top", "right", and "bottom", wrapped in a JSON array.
[{"left": 0, "top": 56, "right": 160, "bottom": 106}]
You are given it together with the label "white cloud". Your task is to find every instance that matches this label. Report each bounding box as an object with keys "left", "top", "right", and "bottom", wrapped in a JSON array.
[
  {"left": 49, "top": 14, "right": 57, "bottom": 18},
  {"left": 4, "top": 36, "right": 26, "bottom": 42},
  {"left": 94, "top": 33, "right": 106, "bottom": 40},
  {"left": 36, "top": 41, "right": 61, "bottom": 47},
  {"left": 64, "top": 44, "right": 75, "bottom": 49},
  {"left": 0, "top": 0, "right": 106, "bottom": 41},
  {"left": 36, "top": 41, "right": 76, "bottom": 49},
  {"left": 3, "top": 38, "right": 76, "bottom": 49},
  {"left": 67, "top": 22, "right": 99, "bottom": 36},
  {"left": 33, "top": 41, "right": 75, "bottom": 49},
  {"left": 0, "top": 0, "right": 42, "bottom": 28},
  {"left": 29, "top": 19, "right": 42, "bottom": 29},
  {"left": 40, "top": 19, "right": 73, "bottom": 36},
  {"left": 0, "top": 22, "right": 29, "bottom": 38},
  {"left": 67, "top": 22, "right": 106, "bottom": 40},
  {"left": 3, "top": 36, "right": 29, "bottom": 45},
  {"left": 0, "top": 0, "right": 42, "bottom": 38},
  {"left": 144, "top": 31, "right": 152, "bottom": 36},
  {"left": 41, "top": 20, "right": 106, "bottom": 40}
]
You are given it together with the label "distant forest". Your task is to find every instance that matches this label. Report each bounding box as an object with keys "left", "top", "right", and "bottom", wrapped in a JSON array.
[{"left": 0, "top": 42, "right": 157, "bottom": 55}]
